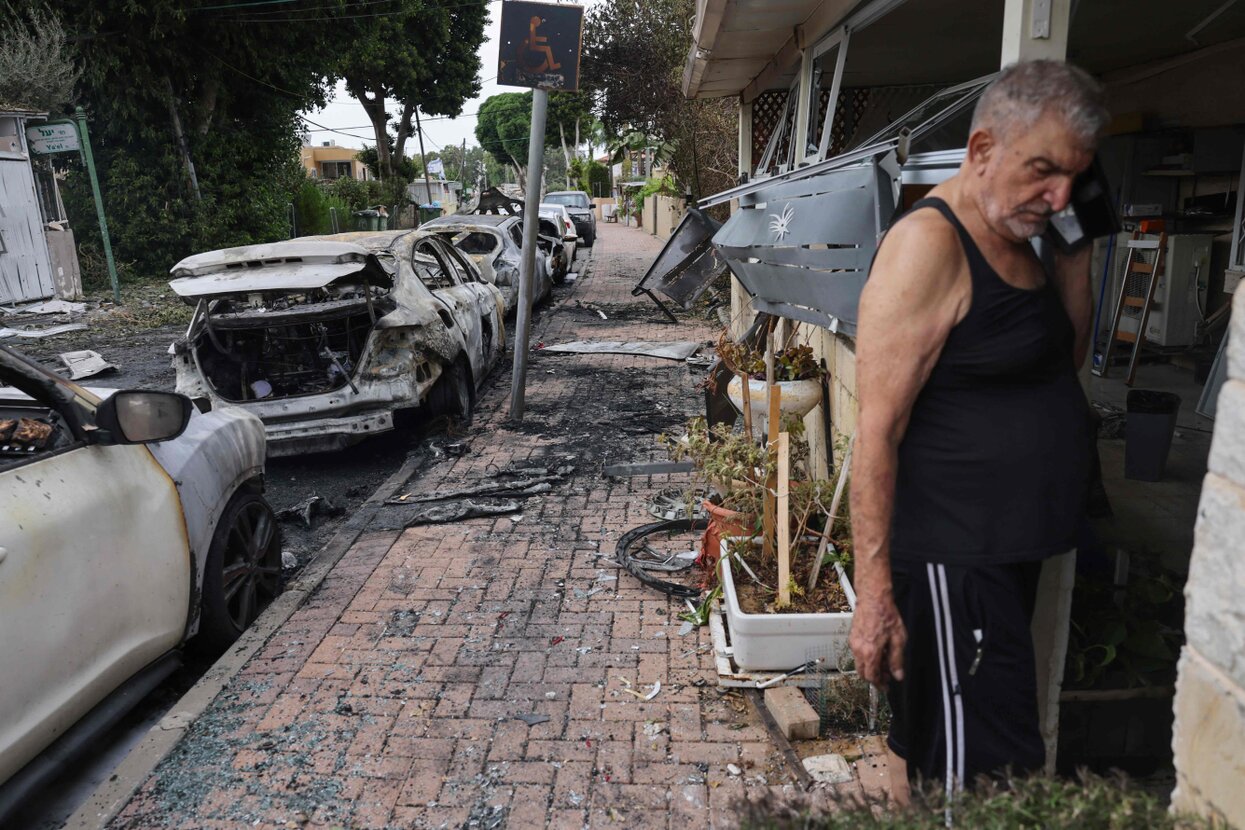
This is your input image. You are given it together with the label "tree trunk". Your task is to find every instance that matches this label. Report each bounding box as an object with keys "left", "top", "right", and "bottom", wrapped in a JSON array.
[
  {"left": 507, "top": 154, "right": 526, "bottom": 191},
  {"left": 574, "top": 117, "right": 581, "bottom": 162},
  {"left": 559, "top": 122, "right": 571, "bottom": 188},
  {"left": 195, "top": 76, "right": 220, "bottom": 139},
  {"left": 393, "top": 101, "right": 415, "bottom": 172},
  {"left": 347, "top": 79, "right": 391, "bottom": 179},
  {"left": 163, "top": 75, "right": 202, "bottom": 202}
]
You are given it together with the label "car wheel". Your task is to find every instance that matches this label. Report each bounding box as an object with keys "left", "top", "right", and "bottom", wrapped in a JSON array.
[
  {"left": 430, "top": 357, "right": 473, "bottom": 424},
  {"left": 198, "top": 487, "right": 283, "bottom": 651},
  {"left": 583, "top": 228, "right": 595, "bottom": 247}
]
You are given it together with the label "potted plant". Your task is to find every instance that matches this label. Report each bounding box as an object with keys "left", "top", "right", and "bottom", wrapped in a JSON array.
[{"left": 716, "top": 333, "right": 825, "bottom": 435}]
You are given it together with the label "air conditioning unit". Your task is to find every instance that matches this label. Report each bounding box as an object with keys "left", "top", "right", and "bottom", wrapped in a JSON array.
[{"left": 1110, "top": 233, "right": 1212, "bottom": 348}]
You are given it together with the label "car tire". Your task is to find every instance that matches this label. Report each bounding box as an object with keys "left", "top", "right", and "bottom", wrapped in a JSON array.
[
  {"left": 198, "top": 486, "right": 283, "bottom": 652},
  {"left": 431, "top": 357, "right": 474, "bottom": 424},
  {"left": 583, "top": 228, "right": 595, "bottom": 247}
]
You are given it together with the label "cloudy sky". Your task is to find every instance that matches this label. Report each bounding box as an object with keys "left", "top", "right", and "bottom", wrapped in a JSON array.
[{"left": 300, "top": 0, "right": 596, "bottom": 156}]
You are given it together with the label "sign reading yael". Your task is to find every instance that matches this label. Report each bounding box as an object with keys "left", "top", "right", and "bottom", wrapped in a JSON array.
[
  {"left": 497, "top": 1, "right": 584, "bottom": 92},
  {"left": 25, "top": 121, "right": 80, "bottom": 155}
]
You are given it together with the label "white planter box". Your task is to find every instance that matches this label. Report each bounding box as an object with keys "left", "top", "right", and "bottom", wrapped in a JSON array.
[{"left": 719, "top": 539, "right": 856, "bottom": 672}]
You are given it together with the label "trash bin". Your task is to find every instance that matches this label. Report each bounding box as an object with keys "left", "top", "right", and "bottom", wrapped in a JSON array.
[
  {"left": 1124, "top": 390, "right": 1181, "bottom": 482},
  {"left": 417, "top": 206, "right": 441, "bottom": 226},
  {"left": 353, "top": 209, "right": 379, "bottom": 231}
]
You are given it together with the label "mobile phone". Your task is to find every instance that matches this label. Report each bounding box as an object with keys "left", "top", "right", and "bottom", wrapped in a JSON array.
[{"left": 1044, "top": 155, "right": 1120, "bottom": 253}]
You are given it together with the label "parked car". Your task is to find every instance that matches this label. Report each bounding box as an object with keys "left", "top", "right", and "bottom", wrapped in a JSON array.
[
  {"left": 168, "top": 231, "right": 507, "bottom": 456},
  {"left": 0, "top": 345, "right": 277, "bottom": 806},
  {"left": 539, "top": 203, "right": 579, "bottom": 283},
  {"left": 544, "top": 190, "right": 597, "bottom": 246},
  {"left": 421, "top": 214, "right": 554, "bottom": 313}
]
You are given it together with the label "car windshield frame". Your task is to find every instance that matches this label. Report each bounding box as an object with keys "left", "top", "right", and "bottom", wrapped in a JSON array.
[{"left": 0, "top": 345, "right": 100, "bottom": 439}]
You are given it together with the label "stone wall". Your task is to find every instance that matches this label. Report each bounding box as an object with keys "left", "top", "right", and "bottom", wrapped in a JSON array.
[{"left": 1171, "top": 295, "right": 1245, "bottom": 825}]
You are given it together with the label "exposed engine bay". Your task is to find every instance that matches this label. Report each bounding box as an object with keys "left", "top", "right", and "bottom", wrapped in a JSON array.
[{"left": 188, "top": 283, "right": 396, "bottom": 402}]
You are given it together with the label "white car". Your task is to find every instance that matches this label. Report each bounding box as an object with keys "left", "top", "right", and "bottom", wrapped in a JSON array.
[
  {"left": 539, "top": 203, "right": 579, "bottom": 283},
  {"left": 0, "top": 346, "right": 278, "bottom": 807},
  {"left": 168, "top": 231, "right": 507, "bottom": 456},
  {"left": 421, "top": 214, "right": 554, "bottom": 313}
]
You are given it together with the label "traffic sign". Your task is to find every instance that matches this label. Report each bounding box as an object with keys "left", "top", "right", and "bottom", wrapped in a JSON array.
[{"left": 497, "top": 1, "right": 584, "bottom": 91}]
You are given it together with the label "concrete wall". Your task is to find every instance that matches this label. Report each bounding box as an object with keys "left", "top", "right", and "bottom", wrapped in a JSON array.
[
  {"left": 1171, "top": 295, "right": 1245, "bottom": 825},
  {"left": 644, "top": 194, "right": 685, "bottom": 240}
]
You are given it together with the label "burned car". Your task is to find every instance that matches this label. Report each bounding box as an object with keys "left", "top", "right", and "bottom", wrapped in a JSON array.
[
  {"left": 169, "top": 231, "right": 506, "bottom": 456},
  {"left": 0, "top": 345, "right": 277, "bottom": 809},
  {"left": 421, "top": 214, "right": 554, "bottom": 313}
]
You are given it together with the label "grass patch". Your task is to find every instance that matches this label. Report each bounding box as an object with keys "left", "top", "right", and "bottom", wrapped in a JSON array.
[{"left": 739, "top": 771, "right": 1214, "bottom": 829}]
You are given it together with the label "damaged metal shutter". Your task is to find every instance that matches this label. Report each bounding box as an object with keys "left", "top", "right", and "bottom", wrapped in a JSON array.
[{"left": 713, "top": 152, "right": 896, "bottom": 335}]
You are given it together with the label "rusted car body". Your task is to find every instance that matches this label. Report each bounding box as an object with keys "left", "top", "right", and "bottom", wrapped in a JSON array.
[{"left": 169, "top": 230, "right": 506, "bottom": 456}]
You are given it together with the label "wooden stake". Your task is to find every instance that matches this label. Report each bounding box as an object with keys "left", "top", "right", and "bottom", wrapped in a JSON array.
[
  {"left": 776, "top": 431, "right": 791, "bottom": 607},
  {"left": 807, "top": 438, "right": 853, "bottom": 592},
  {"left": 738, "top": 370, "right": 753, "bottom": 442},
  {"left": 762, "top": 326, "right": 778, "bottom": 560}
]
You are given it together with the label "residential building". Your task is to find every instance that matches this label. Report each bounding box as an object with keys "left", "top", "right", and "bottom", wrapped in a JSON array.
[{"left": 299, "top": 141, "right": 372, "bottom": 181}]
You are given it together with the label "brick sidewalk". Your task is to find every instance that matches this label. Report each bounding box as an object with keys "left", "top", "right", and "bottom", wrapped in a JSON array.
[{"left": 110, "top": 223, "right": 880, "bottom": 830}]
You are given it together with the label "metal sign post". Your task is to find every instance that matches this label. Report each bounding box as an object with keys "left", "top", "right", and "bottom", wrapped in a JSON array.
[
  {"left": 74, "top": 108, "right": 121, "bottom": 305},
  {"left": 499, "top": 0, "right": 584, "bottom": 421}
]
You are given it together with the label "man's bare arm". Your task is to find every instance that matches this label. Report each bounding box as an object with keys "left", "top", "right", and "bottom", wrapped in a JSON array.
[
  {"left": 1050, "top": 246, "right": 1093, "bottom": 369},
  {"left": 849, "top": 213, "right": 967, "bottom": 686}
]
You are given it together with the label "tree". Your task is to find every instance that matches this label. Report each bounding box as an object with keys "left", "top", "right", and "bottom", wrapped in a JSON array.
[
  {"left": 52, "top": 0, "right": 340, "bottom": 280},
  {"left": 0, "top": 4, "right": 81, "bottom": 111},
  {"left": 338, "top": 0, "right": 487, "bottom": 180},
  {"left": 358, "top": 144, "right": 418, "bottom": 181},
  {"left": 581, "top": 0, "right": 737, "bottom": 199},
  {"left": 546, "top": 91, "right": 593, "bottom": 187},
  {"left": 476, "top": 92, "right": 535, "bottom": 189}
]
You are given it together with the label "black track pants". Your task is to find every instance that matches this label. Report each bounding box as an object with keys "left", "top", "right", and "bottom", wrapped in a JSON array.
[{"left": 886, "top": 558, "right": 1046, "bottom": 793}]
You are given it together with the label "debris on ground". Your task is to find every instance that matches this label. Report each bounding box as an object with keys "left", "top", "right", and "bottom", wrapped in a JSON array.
[
  {"left": 404, "top": 499, "right": 521, "bottom": 526},
  {"left": 58, "top": 350, "right": 117, "bottom": 380},
  {"left": 428, "top": 438, "right": 470, "bottom": 459},
  {"left": 276, "top": 495, "right": 345, "bottom": 530},
  {"left": 0, "top": 323, "right": 88, "bottom": 339},
  {"left": 17, "top": 299, "right": 87, "bottom": 315},
  {"left": 281, "top": 550, "right": 299, "bottom": 569},
  {"left": 648, "top": 487, "right": 708, "bottom": 521},
  {"left": 386, "top": 465, "right": 573, "bottom": 505},
  {"left": 1092, "top": 401, "right": 1126, "bottom": 439},
  {"left": 541, "top": 340, "right": 702, "bottom": 360},
  {"left": 513, "top": 713, "right": 550, "bottom": 726},
  {"left": 802, "top": 753, "right": 853, "bottom": 784}
]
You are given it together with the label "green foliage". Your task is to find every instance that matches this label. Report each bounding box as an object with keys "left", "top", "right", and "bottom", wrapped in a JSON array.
[
  {"left": 630, "top": 176, "right": 676, "bottom": 218},
  {"left": 476, "top": 91, "right": 535, "bottom": 175},
  {"left": 358, "top": 144, "right": 418, "bottom": 181},
  {"left": 1065, "top": 572, "right": 1184, "bottom": 690},
  {"left": 738, "top": 771, "right": 1213, "bottom": 830},
  {"left": 571, "top": 158, "right": 611, "bottom": 197}
]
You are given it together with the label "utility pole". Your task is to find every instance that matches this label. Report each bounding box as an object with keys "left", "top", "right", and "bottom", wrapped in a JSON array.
[
  {"left": 509, "top": 89, "right": 548, "bottom": 421},
  {"left": 415, "top": 109, "right": 433, "bottom": 222}
]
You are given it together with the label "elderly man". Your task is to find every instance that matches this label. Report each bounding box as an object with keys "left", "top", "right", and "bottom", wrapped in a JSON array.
[{"left": 849, "top": 60, "right": 1108, "bottom": 795}]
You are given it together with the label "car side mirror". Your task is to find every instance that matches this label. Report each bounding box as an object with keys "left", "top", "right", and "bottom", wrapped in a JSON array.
[{"left": 95, "top": 391, "right": 193, "bottom": 444}]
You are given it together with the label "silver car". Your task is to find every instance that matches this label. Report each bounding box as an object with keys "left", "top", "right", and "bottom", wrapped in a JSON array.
[
  {"left": 169, "top": 230, "right": 506, "bottom": 456},
  {"left": 421, "top": 214, "right": 554, "bottom": 313},
  {"left": 0, "top": 346, "right": 277, "bottom": 806}
]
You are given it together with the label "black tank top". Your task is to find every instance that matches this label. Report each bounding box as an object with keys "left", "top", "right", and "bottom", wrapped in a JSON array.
[{"left": 888, "top": 198, "right": 1091, "bottom": 564}]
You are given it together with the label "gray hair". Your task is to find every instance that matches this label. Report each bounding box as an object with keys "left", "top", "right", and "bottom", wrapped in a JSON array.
[{"left": 971, "top": 60, "right": 1109, "bottom": 145}]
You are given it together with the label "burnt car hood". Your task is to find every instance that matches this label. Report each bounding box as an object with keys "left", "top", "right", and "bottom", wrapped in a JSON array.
[{"left": 168, "top": 240, "right": 395, "bottom": 300}]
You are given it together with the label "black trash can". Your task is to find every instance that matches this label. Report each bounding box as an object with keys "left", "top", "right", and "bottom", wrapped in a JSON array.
[{"left": 1124, "top": 390, "right": 1181, "bottom": 482}]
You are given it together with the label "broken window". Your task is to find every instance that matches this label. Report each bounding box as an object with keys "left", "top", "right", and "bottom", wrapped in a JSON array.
[
  {"left": 452, "top": 232, "right": 498, "bottom": 256},
  {"left": 803, "top": 29, "right": 849, "bottom": 162}
]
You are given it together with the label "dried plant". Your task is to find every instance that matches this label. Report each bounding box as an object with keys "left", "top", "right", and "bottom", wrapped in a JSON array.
[{"left": 0, "top": 5, "right": 80, "bottom": 112}]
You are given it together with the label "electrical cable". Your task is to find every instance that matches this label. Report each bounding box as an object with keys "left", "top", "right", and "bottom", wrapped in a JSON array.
[{"left": 615, "top": 519, "right": 708, "bottom": 599}]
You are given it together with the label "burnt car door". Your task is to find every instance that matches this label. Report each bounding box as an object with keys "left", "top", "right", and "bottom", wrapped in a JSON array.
[{"left": 411, "top": 237, "right": 502, "bottom": 380}]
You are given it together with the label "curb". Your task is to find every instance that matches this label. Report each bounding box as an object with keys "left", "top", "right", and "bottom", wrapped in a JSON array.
[{"left": 65, "top": 452, "right": 425, "bottom": 830}]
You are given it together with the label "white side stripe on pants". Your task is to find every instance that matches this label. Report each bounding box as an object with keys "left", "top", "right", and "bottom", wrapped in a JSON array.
[{"left": 927, "top": 563, "right": 965, "bottom": 828}]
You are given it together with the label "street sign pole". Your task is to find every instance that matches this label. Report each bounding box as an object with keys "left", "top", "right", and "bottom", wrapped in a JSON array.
[
  {"left": 74, "top": 107, "right": 121, "bottom": 304},
  {"left": 509, "top": 89, "right": 548, "bottom": 421}
]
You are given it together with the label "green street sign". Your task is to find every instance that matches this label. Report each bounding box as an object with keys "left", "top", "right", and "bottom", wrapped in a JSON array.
[
  {"left": 25, "top": 121, "right": 80, "bottom": 155},
  {"left": 497, "top": 1, "right": 584, "bottom": 91}
]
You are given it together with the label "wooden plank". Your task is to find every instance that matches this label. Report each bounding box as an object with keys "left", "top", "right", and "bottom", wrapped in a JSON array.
[
  {"left": 1129, "top": 260, "right": 1155, "bottom": 275},
  {"left": 776, "top": 432, "right": 791, "bottom": 607},
  {"left": 738, "top": 369, "right": 753, "bottom": 442},
  {"left": 762, "top": 327, "right": 778, "bottom": 561},
  {"left": 1123, "top": 296, "right": 1146, "bottom": 308}
]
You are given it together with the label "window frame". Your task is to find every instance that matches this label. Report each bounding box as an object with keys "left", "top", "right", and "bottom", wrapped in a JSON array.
[{"left": 804, "top": 26, "right": 852, "bottom": 164}]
